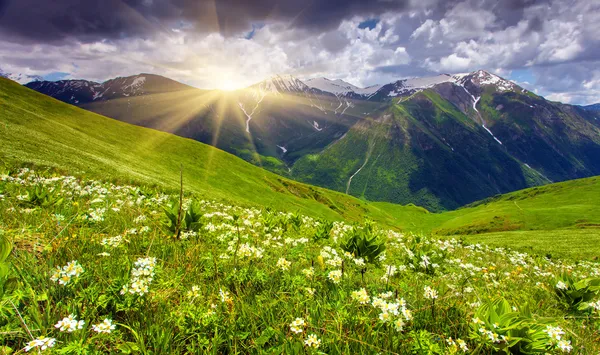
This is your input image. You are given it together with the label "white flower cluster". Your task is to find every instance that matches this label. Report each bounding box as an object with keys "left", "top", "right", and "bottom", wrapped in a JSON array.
[
  {"left": 87, "top": 207, "right": 106, "bottom": 222},
  {"left": 304, "top": 334, "right": 321, "bottom": 349},
  {"left": 276, "top": 257, "right": 291, "bottom": 271},
  {"left": 133, "top": 214, "right": 147, "bottom": 224},
  {"left": 237, "top": 243, "right": 264, "bottom": 259},
  {"left": 219, "top": 288, "right": 232, "bottom": 303},
  {"left": 446, "top": 337, "right": 469, "bottom": 353},
  {"left": 289, "top": 317, "right": 305, "bottom": 334},
  {"left": 50, "top": 260, "right": 84, "bottom": 285},
  {"left": 371, "top": 295, "right": 412, "bottom": 331},
  {"left": 423, "top": 286, "right": 439, "bottom": 300},
  {"left": 180, "top": 230, "right": 197, "bottom": 240},
  {"left": 320, "top": 246, "right": 339, "bottom": 260},
  {"left": 472, "top": 318, "right": 507, "bottom": 344},
  {"left": 187, "top": 285, "right": 201, "bottom": 299},
  {"left": 544, "top": 326, "right": 572, "bottom": 353},
  {"left": 54, "top": 314, "right": 84, "bottom": 332},
  {"left": 327, "top": 270, "right": 342, "bottom": 284},
  {"left": 101, "top": 235, "right": 126, "bottom": 248},
  {"left": 121, "top": 257, "right": 157, "bottom": 296},
  {"left": 301, "top": 267, "right": 314, "bottom": 278},
  {"left": 92, "top": 318, "right": 116, "bottom": 334},
  {"left": 555, "top": 281, "right": 568, "bottom": 290},
  {"left": 381, "top": 265, "right": 397, "bottom": 282},
  {"left": 24, "top": 336, "right": 56, "bottom": 352},
  {"left": 351, "top": 288, "right": 370, "bottom": 304}
]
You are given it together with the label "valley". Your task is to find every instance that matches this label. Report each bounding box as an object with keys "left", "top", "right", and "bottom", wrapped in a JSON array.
[{"left": 25, "top": 70, "right": 600, "bottom": 211}]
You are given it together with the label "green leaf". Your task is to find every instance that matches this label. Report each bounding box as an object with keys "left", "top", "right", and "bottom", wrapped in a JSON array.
[
  {"left": 255, "top": 327, "right": 275, "bottom": 347},
  {"left": 117, "top": 342, "right": 140, "bottom": 354},
  {"left": 0, "top": 233, "right": 12, "bottom": 263}
]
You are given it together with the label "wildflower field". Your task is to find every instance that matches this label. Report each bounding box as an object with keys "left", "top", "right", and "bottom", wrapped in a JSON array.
[{"left": 1, "top": 168, "right": 599, "bottom": 354}]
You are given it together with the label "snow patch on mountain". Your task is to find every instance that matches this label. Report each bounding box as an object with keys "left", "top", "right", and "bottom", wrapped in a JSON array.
[
  {"left": 304, "top": 77, "right": 382, "bottom": 96},
  {"left": 123, "top": 76, "right": 146, "bottom": 93},
  {"left": 239, "top": 88, "right": 267, "bottom": 133},
  {"left": 312, "top": 121, "right": 323, "bottom": 131},
  {"left": 277, "top": 145, "right": 288, "bottom": 153},
  {"left": 459, "top": 83, "right": 503, "bottom": 145},
  {"left": 383, "top": 74, "right": 455, "bottom": 97}
]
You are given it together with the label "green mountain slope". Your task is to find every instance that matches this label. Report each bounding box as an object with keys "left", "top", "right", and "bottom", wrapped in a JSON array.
[
  {"left": 293, "top": 74, "right": 600, "bottom": 211},
  {"left": 366, "top": 175, "right": 600, "bottom": 259},
  {"left": 0, "top": 77, "right": 413, "bottom": 225},
  {"left": 436, "top": 82, "right": 600, "bottom": 183},
  {"left": 292, "top": 90, "right": 544, "bottom": 211},
  {"left": 433, "top": 175, "right": 600, "bottom": 233},
  {"left": 82, "top": 88, "right": 377, "bottom": 174}
]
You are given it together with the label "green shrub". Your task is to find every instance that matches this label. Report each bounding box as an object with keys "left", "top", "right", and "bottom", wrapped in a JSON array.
[
  {"left": 340, "top": 221, "right": 386, "bottom": 264},
  {"left": 554, "top": 272, "right": 600, "bottom": 312}
]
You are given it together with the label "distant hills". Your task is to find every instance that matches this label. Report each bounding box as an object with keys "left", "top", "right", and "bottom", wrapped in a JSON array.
[
  {"left": 22, "top": 70, "right": 600, "bottom": 211},
  {"left": 580, "top": 103, "right": 600, "bottom": 112}
]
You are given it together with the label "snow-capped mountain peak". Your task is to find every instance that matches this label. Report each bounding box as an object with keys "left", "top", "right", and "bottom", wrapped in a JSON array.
[
  {"left": 0, "top": 68, "right": 43, "bottom": 85},
  {"left": 253, "top": 74, "right": 310, "bottom": 94},
  {"left": 453, "top": 70, "right": 517, "bottom": 92},
  {"left": 384, "top": 74, "right": 456, "bottom": 96},
  {"left": 25, "top": 73, "right": 192, "bottom": 105},
  {"left": 304, "top": 77, "right": 382, "bottom": 96}
]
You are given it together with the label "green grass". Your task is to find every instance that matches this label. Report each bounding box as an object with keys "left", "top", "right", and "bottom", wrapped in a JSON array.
[
  {"left": 1, "top": 169, "right": 598, "bottom": 354},
  {"left": 453, "top": 230, "right": 600, "bottom": 260},
  {"left": 371, "top": 176, "right": 600, "bottom": 259},
  {"left": 433, "top": 176, "right": 600, "bottom": 234}
]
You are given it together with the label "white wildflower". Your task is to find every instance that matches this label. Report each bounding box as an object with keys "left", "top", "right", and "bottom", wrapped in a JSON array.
[{"left": 92, "top": 318, "right": 116, "bottom": 334}]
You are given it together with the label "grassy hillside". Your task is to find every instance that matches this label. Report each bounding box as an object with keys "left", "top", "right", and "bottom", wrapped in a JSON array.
[
  {"left": 434, "top": 176, "right": 600, "bottom": 234},
  {"left": 373, "top": 175, "right": 600, "bottom": 233},
  {"left": 373, "top": 176, "right": 600, "bottom": 259},
  {"left": 0, "top": 77, "right": 418, "bottom": 226}
]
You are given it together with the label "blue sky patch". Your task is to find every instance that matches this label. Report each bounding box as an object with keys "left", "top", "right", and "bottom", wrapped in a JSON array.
[{"left": 358, "top": 18, "right": 379, "bottom": 30}]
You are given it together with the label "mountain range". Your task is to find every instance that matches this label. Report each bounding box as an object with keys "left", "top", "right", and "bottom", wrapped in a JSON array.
[
  {"left": 0, "top": 68, "right": 42, "bottom": 84},
  {"left": 581, "top": 103, "right": 600, "bottom": 112},
  {"left": 22, "top": 70, "right": 600, "bottom": 211}
]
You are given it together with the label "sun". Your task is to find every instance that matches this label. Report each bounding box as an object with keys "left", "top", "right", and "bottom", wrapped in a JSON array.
[{"left": 216, "top": 77, "right": 246, "bottom": 91}]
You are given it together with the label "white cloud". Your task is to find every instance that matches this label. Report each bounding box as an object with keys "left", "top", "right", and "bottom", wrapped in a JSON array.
[
  {"left": 1, "top": 0, "right": 599, "bottom": 104},
  {"left": 437, "top": 53, "right": 471, "bottom": 71},
  {"left": 534, "top": 20, "right": 583, "bottom": 63},
  {"left": 546, "top": 92, "right": 573, "bottom": 103}
]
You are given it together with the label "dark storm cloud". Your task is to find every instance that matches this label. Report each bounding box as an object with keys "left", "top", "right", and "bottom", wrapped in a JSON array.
[
  {"left": 0, "top": 0, "right": 158, "bottom": 43},
  {"left": 0, "top": 0, "right": 413, "bottom": 42},
  {"left": 0, "top": 0, "right": 558, "bottom": 43}
]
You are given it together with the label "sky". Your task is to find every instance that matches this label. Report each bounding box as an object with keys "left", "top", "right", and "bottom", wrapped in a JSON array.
[{"left": 0, "top": 0, "right": 599, "bottom": 105}]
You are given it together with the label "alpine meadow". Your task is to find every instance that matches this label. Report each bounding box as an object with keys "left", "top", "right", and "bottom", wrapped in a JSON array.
[{"left": 1, "top": 1, "right": 600, "bottom": 354}]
